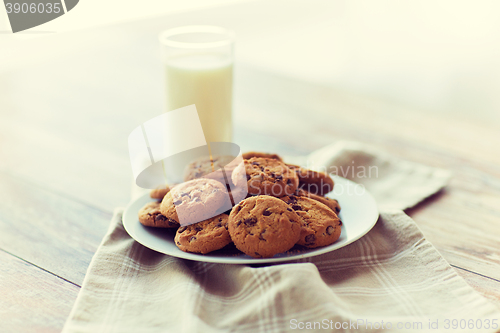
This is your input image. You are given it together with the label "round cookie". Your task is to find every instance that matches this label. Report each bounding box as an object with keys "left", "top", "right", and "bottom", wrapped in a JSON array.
[
  {"left": 280, "top": 195, "right": 342, "bottom": 248},
  {"left": 183, "top": 155, "right": 239, "bottom": 184},
  {"left": 232, "top": 157, "right": 298, "bottom": 197},
  {"left": 286, "top": 164, "right": 334, "bottom": 196},
  {"left": 138, "top": 202, "right": 180, "bottom": 228},
  {"left": 227, "top": 183, "right": 250, "bottom": 205},
  {"left": 295, "top": 188, "right": 341, "bottom": 215},
  {"left": 175, "top": 213, "right": 231, "bottom": 254},
  {"left": 242, "top": 151, "right": 283, "bottom": 162},
  {"left": 158, "top": 192, "right": 180, "bottom": 225},
  {"left": 161, "top": 178, "right": 230, "bottom": 226},
  {"left": 150, "top": 185, "right": 171, "bottom": 200},
  {"left": 228, "top": 195, "right": 301, "bottom": 258}
]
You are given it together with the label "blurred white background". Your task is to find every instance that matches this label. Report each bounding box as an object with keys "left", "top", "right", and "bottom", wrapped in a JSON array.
[{"left": 2, "top": 0, "right": 500, "bottom": 123}]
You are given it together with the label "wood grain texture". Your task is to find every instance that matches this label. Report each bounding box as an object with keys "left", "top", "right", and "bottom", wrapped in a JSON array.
[
  {"left": 0, "top": 9, "right": 499, "bottom": 331},
  {"left": 454, "top": 267, "right": 500, "bottom": 309},
  {"left": 233, "top": 68, "right": 500, "bottom": 283},
  {"left": 0, "top": 250, "right": 79, "bottom": 333},
  {"left": 0, "top": 172, "right": 111, "bottom": 285}
]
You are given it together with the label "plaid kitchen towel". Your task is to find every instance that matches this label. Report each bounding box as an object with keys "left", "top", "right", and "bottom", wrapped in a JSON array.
[{"left": 62, "top": 141, "right": 500, "bottom": 333}]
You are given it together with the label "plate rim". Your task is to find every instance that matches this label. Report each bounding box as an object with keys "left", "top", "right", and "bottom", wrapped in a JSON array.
[{"left": 123, "top": 176, "right": 379, "bottom": 264}]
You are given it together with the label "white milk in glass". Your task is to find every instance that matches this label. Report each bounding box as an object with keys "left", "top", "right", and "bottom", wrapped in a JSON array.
[{"left": 165, "top": 53, "right": 233, "bottom": 144}]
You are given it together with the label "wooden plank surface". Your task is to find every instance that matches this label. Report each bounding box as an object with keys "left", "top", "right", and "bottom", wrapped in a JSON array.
[
  {"left": 0, "top": 8, "right": 499, "bottom": 332},
  {"left": 454, "top": 268, "right": 500, "bottom": 308},
  {"left": 0, "top": 249, "right": 79, "bottom": 333},
  {"left": 235, "top": 68, "right": 500, "bottom": 281},
  {"left": 0, "top": 171, "right": 111, "bottom": 285}
]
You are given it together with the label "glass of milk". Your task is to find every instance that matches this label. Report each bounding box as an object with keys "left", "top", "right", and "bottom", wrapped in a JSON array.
[{"left": 159, "top": 26, "right": 235, "bottom": 144}]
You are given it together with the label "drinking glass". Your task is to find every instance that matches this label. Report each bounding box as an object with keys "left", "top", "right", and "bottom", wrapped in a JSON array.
[{"left": 159, "top": 26, "right": 235, "bottom": 144}]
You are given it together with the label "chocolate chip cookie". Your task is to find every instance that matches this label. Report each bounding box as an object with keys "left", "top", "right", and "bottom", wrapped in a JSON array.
[
  {"left": 161, "top": 178, "right": 230, "bottom": 226},
  {"left": 280, "top": 196, "right": 342, "bottom": 248},
  {"left": 242, "top": 151, "right": 283, "bottom": 162},
  {"left": 150, "top": 185, "right": 171, "bottom": 200},
  {"left": 228, "top": 195, "right": 301, "bottom": 258},
  {"left": 227, "top": 181, "right": 250, "bottom": 205},
  {"left": 138, "top": 202, "right": 180, "bottom": 228},
  {"left": 158, "top": 192, "right": 180, "bottom": 225},
  {"left": 232, "top": 157, "right": 298, "bottom": 197},
  {"left": 183, "top": 155, "right": 239, "bottom": 185},
  {"left": 175, "top": 213, "right": 231, "bottom": 254},
  {"left": 286, "top": 164, "right": 334, "bottom": 195},
  {"left": 295, "top": 188, "right": 341, "bottom": 215}
]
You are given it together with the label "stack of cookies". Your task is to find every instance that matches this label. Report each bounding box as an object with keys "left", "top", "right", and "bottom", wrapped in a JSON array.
[{"left": 138, "top": 152, "right": 342, "bottom": 258}]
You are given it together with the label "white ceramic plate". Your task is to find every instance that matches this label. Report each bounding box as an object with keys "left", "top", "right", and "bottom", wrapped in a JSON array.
[{"left": 123, "top": 176, "right": 379, "bottom": 264}]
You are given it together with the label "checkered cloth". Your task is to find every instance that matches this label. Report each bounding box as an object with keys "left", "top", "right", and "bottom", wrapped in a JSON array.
[{"left": 62, "top": 141, "right": 500, "bottom": 333}]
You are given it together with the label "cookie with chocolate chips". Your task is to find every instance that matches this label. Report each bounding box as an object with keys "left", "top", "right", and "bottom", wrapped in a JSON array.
[
  {"left": 232, "top": 157, "right": 299, "bottom": 197},
  {"left": 183, "top": 155, "right": 240, "bottom": 185},
  {"left": 150, "top": 185, "right": 171, "bottom": 200},
  {"left": 160, "top": 178, "right": 230, "bottom": 226},
  {"left": 228, "top": 195, "right": 301, "bottom": 258},
  {"left": 242, "top": 151, "right": 283, "bottom": 162},
  {"left": 280, "top": 196, "right": 342, "bottom": 248},
  {"left": 295, "top": 188, "right": 341, "bottom": 215},
  {"left": 286, "top": 164, "right": 334, "bottom": 195},
  {"left": 174, "top": 213, "right": 231, "bottom": 254},
  {"left": 138, "top": 202, "right": 180, "bottom": 228}
]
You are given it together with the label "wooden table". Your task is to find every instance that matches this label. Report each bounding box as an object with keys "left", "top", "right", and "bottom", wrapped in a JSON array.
[{"left": 1, "top": 8, "right": 500, "bottom": 333}]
